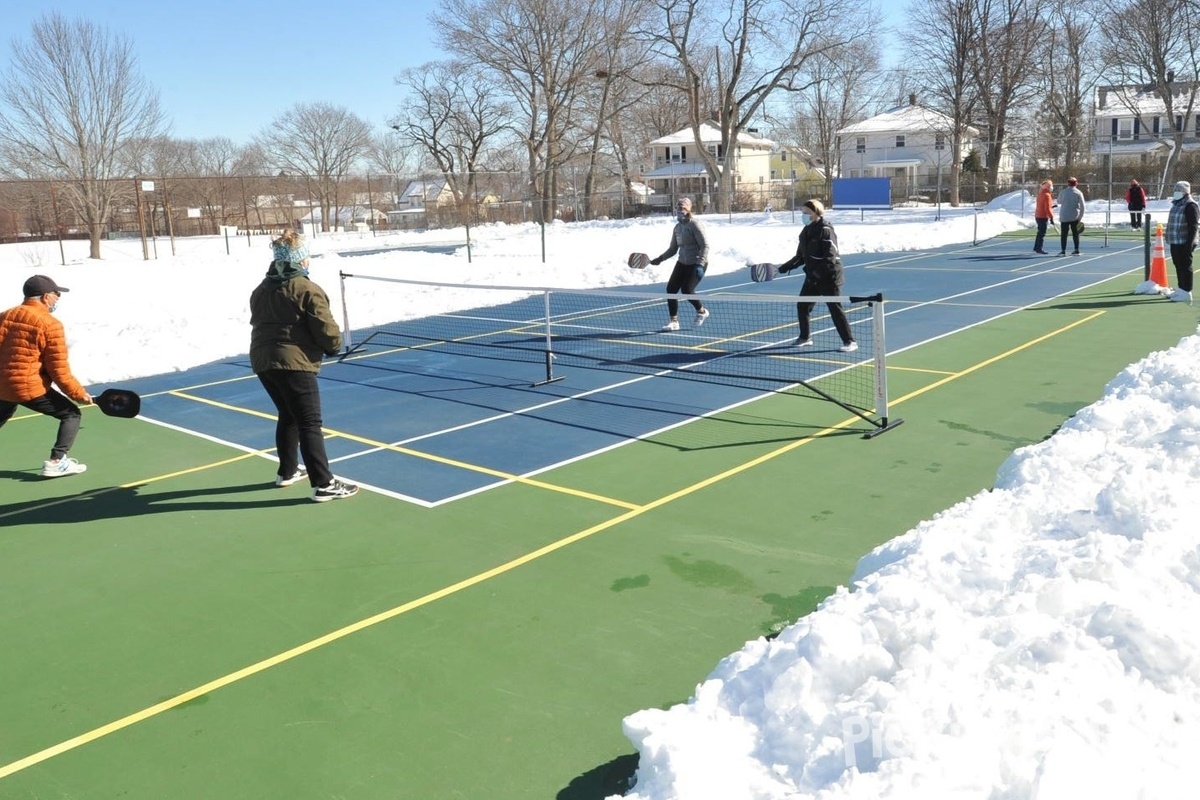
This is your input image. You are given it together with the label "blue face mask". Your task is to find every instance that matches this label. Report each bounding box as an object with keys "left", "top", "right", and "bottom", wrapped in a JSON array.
[
  {"left": 800, "top": 213, "right": 812, "bottom": 226},
  {"left": 1174, "top": 191, "right": 1186, "bottom": 202}
]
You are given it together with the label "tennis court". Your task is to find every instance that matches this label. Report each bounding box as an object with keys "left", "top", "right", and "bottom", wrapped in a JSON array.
[{"left": 2, "top": 229, "right": 1195, "bottom": 799}]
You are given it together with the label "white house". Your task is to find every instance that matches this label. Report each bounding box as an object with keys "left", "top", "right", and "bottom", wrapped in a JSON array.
[
  {"left": 639, "top": 122, "right": 775, "bottom": 208},
  {"left": 837, "top": 97, "right": 980, "bottom": 194},
  {"left": 1092, "top": 82, "right": 1200, "bottom": 168}
]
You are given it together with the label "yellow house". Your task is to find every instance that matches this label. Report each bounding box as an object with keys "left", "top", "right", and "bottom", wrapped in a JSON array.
[{"left": 640, "top": 122, "right": 775, "bottom": 209}]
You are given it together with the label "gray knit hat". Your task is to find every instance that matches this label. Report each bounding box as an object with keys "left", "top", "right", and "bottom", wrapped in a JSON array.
[{"left": 1176, "top": 181, "right": 1191, "bottom": 195}]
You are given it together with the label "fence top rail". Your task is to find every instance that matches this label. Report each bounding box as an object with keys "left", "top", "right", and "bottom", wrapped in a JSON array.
[{"left": 338, "top": 271, "right": 882, "bottom": 306}]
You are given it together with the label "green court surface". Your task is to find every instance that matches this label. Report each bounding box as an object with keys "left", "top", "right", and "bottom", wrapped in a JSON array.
[{"left": 0, "top": 271, "right": 1196, "bottom": 799}]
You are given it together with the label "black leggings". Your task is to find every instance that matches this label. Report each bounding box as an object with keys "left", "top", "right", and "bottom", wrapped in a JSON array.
[
  {"left": 665, "top": 262, "right": 705, "bottom": 317},
  {"left": 1060, "top": 220, "right": 1082, "bottom": 253}
]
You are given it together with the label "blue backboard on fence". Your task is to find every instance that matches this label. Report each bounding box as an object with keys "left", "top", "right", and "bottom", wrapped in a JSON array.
[{"left": 832, "top": 178, "right": 891, "bottom": 209}]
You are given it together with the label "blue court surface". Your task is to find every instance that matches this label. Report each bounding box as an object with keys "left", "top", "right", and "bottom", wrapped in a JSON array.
[{"left": 118, "top": 234, "right": 1145, "bottom": 507}]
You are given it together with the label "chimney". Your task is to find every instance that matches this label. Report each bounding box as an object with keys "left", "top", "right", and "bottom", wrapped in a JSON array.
[{"left": 909, "top": 93, "right": 917, "bottom": 106}]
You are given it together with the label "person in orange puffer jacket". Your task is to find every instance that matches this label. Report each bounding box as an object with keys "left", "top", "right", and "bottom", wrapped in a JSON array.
[{"left": 0, "top": 274, "right": 93, "bottom": 477}]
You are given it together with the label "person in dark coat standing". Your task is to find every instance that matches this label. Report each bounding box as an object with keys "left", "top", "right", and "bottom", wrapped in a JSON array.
[
  {"left": 250, "top": 229, "right": 358, "bottom": 501},
  {"left": 775, "top": 199, "right": 857, "bottom": 352},
  {"left": 1125, "top": 179, "right": 1148, "bottom": 229},
  {"left": 1165, "top": 181, "right": 1198, "bottom": 304}
]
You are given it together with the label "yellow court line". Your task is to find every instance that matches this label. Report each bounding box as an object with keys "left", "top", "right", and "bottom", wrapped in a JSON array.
[
  {"left": 169, "top": 390, "right": 639, "bottom": 511},
  {"left": 0, "top": 308, "right": 1110, "bottom": 781},
  {"left": 889, "top": 310, "right": 1106, "bottom": 405}
]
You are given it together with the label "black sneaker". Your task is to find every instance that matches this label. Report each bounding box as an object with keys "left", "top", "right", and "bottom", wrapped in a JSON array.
[
  {"left": 275, "top": 464, "right": 308, "bottom": 487},
  {"left": 312, "top": 479, "right": 359, "bottom": 502}
]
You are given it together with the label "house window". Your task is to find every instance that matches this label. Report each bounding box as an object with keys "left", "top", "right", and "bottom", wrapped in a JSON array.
[
  {"left": 668, "top": 145, "right": 683, "bottom": 163},
  {"left": 780, "top": 151, "right": 788, "bottom": 161},
  {"left": 1118, "top": 119, "right": 1133, "bottom": 140},
  {"left": 706, "top": 144, "right": 719, "bottom": 158},
  {"left": 1176, "top": 115, "right": 1185, "bottom": 133},
  {"left": 894, "top": 167, "right": 906, "bottom": 177},
  {"left": 934, "top": 133, "right": 945, "bottom": 151},
  {"left": 895, "top": 134, "right": 906, "bottom": 148},
  {"left": 855, "top": 137, "right": 866, "bottom": 154}
]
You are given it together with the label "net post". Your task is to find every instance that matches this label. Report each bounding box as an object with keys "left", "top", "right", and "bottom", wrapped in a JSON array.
[
  {"left": 863, "top": 293, "right": 903, "bottom": 438},
  {"left": 532, "top": 289, "right": 564, "bottom": 386},
  {"left": 339, "top": 270, "right": 354, "bottom": 355}
]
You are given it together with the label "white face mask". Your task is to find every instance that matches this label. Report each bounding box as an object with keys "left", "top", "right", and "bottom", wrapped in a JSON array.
[{"left": 1174, "top": 191, "right": 1186, "bottom": 202}]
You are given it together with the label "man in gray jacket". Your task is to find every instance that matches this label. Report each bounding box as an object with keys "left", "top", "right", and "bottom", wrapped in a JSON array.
[
  {"left": 1057, "top": 177, "right": 1086, "bottom": 256},
  {"left": 649, "top": 196, "right": 710, "bottom": 331}
]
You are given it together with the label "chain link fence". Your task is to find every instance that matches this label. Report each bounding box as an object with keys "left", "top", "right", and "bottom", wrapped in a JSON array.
[{"left": 3, "top": 136, "right": 1199, "bottom": 244}]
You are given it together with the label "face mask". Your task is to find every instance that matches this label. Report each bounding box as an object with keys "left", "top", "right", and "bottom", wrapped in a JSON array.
[
  {"left": 1174, "top": 191, "right": 1185, "bottom": 201},
  {"left": 676, "top": 210, "right": 689, "bottom": 222},
  {"left": 800, "top": 213, "right": 812, "bottom": 226}
]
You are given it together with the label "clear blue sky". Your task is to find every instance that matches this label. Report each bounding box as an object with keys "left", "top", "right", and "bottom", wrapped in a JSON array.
[
  {"left": 2, "top": 0, "right": 446, "bottom": 144},
  {"left": 3, "top": 1, "right": 906, "bottom": 146}
]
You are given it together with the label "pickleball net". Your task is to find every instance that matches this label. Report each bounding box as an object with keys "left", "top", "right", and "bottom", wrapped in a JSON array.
[{"left": 337, "top": 273, "right": 902, "bottom": 436}]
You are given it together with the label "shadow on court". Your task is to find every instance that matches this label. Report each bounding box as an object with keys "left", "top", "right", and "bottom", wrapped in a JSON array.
[
  {"left": 557, "top": 753, "right": 640, "bottom": 800},
  {"left": 0, "top": 480, "right": 307, "bottom": 524}
]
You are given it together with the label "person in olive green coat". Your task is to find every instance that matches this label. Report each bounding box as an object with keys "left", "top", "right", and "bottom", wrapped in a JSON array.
[{"left": 249, "top": 230, "right": 358, "bottom": 502}]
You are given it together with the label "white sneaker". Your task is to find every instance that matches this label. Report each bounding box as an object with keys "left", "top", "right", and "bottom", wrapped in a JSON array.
[
  {"left": 661, "top": 319, "right": 680, "bottom": 332},
  {"left": 312, "top": 479, "right": 359, "bottom": 502},
  {"left": 794, "top": 337, "right": 813, "bottom": 347},
  {"left": 1170, "top": 289, "right": 1193, "bottom": 304},
  {"left": 275, "top": 464, "right": 308, "bottom": 487},
  {"left": 694, "top": 308, "right": 710, "bottom": 327},
  {"left": 839, "top": 341, "right": 859, "bottom": 353},
  {"left": 41, "top": 456, "right": 87, "bottom": 477}
]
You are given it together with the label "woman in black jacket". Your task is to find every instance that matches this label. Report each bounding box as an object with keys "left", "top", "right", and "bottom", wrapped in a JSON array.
[{"left": 776, "top": 199, "right": 857, "bottom": 352}]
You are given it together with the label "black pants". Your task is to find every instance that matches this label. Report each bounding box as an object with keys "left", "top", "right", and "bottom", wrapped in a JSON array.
[
  {"left": 0, "top": 389, "right": 82, "bottom": 460},
  {"left": 1129, "top": 211, "right": 1143, "bottom": 229},
  {"left": 1033, "top": 218, "right": 1049, "bottom": 251},
  {"left": 797, "top": 273, "right": 854, "bottom": 344},
  {"left": 1060, "top": 220, "right": 1081, "bottom": 253},
  {"left": 256, "top": 369, "right": 333, "bottom": 488},
  {"left": 1170, "top": 243, "right": 1194, "bottom": 292},
  {"left": 665, "top": 262, "right": 705, "bottom": 317}
]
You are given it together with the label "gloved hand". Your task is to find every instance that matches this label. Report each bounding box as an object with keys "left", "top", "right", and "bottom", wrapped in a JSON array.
[
  {"left": 777, "top": 261, "right": 797, "bottom": 274},
  {"left": 695, "top": 264, "right": 706, "bottom": 278},
  {"left": 650, "top": 257, "right": 662, "bottom": 266}
]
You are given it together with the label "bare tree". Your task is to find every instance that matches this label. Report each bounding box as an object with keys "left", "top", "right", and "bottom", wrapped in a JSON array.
[
  {"left": 968, "top": 0, "right": 1047, "bottom": 190},
  {"left": 392, "top": 60, "right": 510, "bottom": 215},
  {"left": 787, "top": 40, "right": 886, "bottom": 198},
  {"left": 0, "top": 12, "right": 164, "bottom": 258},
  {"left": 366, "top": 132, "right": 419, "bottom": 207},
  {"left": 1035, "top": 2, "right": 1102, "bottom": 173},
  {"left": 434, "top": 0, "right": 613, "bottom": 222},
  {"left": 255, "top": 103, "right": 373, "bottom": 232},
  {"left": 645, "top": 0, "right": 873, "bottom": 213},
  {"left": 1095, "top": 0, "right": 1200, "bottom": 196},
  {"left": 907, "top": 0, "right": 981, "bottom": 205}
]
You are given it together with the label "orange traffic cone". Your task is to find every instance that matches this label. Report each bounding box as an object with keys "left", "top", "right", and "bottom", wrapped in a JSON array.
[{"left": 1149, "top": 223, "right": 1169, "bottom": 289}]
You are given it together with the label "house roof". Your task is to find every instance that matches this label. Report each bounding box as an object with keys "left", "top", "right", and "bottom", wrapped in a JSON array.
[
  {"left": 1095, "top": 83, "right": 1200, "bottom": 117},
  {"left": 838, "top": 104, "right": 979, "bottom": 137},
  {"left": 642, "top": 162, "right": 714, "bottom": 178},
  {"left": 649, "top": 122, "right": 775, "bottom": 149}
]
